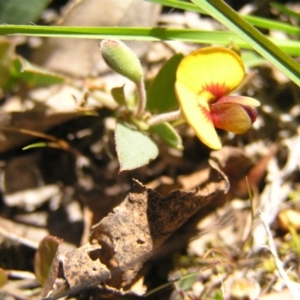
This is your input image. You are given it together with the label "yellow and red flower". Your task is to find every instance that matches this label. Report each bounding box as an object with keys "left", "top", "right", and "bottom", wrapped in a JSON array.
[{"left": 175, "top": 46, "right": 260, "bottom": 150}]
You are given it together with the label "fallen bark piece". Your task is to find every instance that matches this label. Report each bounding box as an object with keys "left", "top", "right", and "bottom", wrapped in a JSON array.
[{"left": 91, "top": 161, "right": 229, "bottom": 287}]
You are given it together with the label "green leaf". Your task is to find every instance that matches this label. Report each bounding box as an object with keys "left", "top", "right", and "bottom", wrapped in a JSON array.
[
  {"left": 0, "top": 38, "right": 64, "bottom": 91},
  {"left": 149, "top": 122, "right": 183, "bottom": 150},
  {"left": 191, "top": 0, "right": 300, "bottom": 86},
  {"left": 11, "top": 56, "right": 65, "bottom": 87},
  {"left": 147, "top": 53, "right": 183, "bottom": 114},
  {"left": 34, "top": 235, "right": 62, "bottom": 298},
  {"left": 111, "top": 85, "right": 126, "bottom": 106},
  {"left": 115, "top": 122, "right": 159, "bottom": 171},
  {"left": 0, "top": 0, "right": 50, "bottom": 24},
  {"left": 3, "top": 59, "right": 64, "bottom": 91}
]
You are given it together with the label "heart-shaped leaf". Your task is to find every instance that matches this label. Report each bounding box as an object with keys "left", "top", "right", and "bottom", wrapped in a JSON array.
[{"left": 115, "top": 122, "right": 159, "bottom": 171}]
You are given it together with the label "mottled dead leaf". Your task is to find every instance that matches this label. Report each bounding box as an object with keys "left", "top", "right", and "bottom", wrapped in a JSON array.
[{"left": 90, "top": 160, "right": 229, "bottom": 288}]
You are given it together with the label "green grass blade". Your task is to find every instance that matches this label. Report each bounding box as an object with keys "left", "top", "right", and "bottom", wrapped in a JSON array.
[
  {"left": 150, "top": 0, "right": 300, "bottom": 35},
  {"left": 0, "top": 25, "right": 299, "bottom": 55},
  {"left": 191, "top": 0, "right": 300, "bottom": 86},
  {"left": 270, "top": 2, "right": 300, "bottom": 21},
  {"left": 238, "top": 14, "right": 300, "bottom": 35}
]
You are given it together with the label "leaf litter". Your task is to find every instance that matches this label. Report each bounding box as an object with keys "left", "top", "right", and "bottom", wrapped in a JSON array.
[{"left": 0, "top": 0, "right": 300, "bottom": 299}]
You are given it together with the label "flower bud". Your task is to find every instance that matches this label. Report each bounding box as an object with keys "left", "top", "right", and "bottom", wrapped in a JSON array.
[{"left": 100, "top": 39, "right": 143, "bottom": 83}]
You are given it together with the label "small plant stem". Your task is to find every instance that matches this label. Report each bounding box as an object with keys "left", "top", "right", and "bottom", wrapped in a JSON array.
[
  {"left": 135, "top": 77, "right": 147, "bottom": 118},
  {"left": 147, "top": 110, "right": 182, "bottom": 126}
]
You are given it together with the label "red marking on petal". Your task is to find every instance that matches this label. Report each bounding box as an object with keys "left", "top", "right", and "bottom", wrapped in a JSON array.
[
  {"left": 199, "top": 103, "right": 212, "bottom": 122},
  {"left": 204, "top": 82, "right": 229, "bottom": 100},
  {"left": 210, "top": 105, "right": 223, "bottom": 128}
]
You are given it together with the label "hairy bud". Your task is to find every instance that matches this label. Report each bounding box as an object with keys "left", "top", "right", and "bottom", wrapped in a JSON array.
[{"left": 100, "top": 39, "right": 143, "bottom": 83}]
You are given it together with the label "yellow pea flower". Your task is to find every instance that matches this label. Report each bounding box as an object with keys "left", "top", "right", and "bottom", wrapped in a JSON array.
[{"left": 175, "top": 46, "right": 260, "bottom": 150}]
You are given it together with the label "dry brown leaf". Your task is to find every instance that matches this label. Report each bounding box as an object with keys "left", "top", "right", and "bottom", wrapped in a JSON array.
[{"left": 89, "top": 160, "right": 229, "bottom": 288}]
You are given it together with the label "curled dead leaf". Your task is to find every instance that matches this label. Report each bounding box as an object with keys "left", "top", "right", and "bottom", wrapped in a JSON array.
[{"left": 89, "top": 160, "right": 229, "bottom": 288}]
